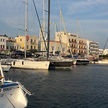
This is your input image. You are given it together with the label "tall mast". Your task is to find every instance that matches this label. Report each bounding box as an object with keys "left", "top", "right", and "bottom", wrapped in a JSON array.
[
  {"left": 25, "top": 0, "right": 28, "bottom": 58},
  {"left": 41, "top": 0, "right": 45, "bottom": 51},
  {"left": 47, "top": 0, "right": 50, "bottom": 59},
  {"left": 43, "top": 0, "right": 45, "bottom": 38}
]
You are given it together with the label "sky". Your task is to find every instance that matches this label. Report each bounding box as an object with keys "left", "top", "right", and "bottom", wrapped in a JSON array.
[{"left": 0, "top": 0, "right": 108, "bottom": 48}]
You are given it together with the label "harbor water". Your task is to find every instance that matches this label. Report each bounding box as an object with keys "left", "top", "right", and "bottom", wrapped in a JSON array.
[{"left": 5, "top": 64, "right": 108, "bottom": 108}]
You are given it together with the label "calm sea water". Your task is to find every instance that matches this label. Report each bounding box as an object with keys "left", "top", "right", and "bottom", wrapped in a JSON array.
[{"left": 5, "top": 64, "right": 108, "bottom": 108}]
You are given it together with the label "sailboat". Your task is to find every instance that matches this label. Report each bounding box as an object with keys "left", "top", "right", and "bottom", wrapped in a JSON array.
[
  {"left": 0, "top": 66, "right": 31, "bottom": 108},
  {"left": 11, "top": 0, "right": 50, "bottom": 70},
  {"left": 47, "top": 3, "right": 74, "bottom": 69}
]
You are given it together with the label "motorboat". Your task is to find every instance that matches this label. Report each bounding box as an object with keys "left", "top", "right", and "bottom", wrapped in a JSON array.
[
  {"left": 76, "top": 59, "right": 89, "bottom": 65},
  {"left": 0, "top": 66, "right": 31, "bottom": 108}
]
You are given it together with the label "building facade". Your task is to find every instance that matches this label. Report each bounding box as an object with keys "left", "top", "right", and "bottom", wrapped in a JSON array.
[
  {"left": 55, "top": 32, "right": 87, "bottom": 57},
  {"left": 103, "top": 49, "right": 108, "bottom": 55},
  {"left": 15, "top": 35, "right": 38, "bottom": 51},
  {"left": 6, "top": 38, "right": 21, "bottom": 51},
  {"left": 41, "top": 40, "right": 68, "bottom": 55},
  {"left": 89, "top": 41, "right": 99, "bottom": 58},
  {"left": 77, "top": 38, "right": 87, "bottom": 57},
  {"left": 0, "top": 34, "right": 8, "bottom": 51},
  {"left": 55, "top": 32, "right": 99, "bottom": 58},
  {"left": 55, "top": 32, "right": 78, "bottom": 56}
]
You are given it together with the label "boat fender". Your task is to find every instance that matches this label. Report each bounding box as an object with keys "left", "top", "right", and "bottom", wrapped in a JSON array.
[{"left": 0, "top": 76, "right": 4, "bottom": 79}]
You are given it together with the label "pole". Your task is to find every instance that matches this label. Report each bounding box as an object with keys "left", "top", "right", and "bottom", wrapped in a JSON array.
[
  {"left": 43, "top": 0, "right": 45, "bottom": 38},
  {"left": 25, "top": 0, "right": 28, "bottom": 58},
  {"left": 47, "top": 0, "right": 50, "bottom": 59}
]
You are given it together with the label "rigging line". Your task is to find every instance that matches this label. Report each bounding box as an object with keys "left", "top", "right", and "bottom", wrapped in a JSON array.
[
  {"left": 57, "top": 0, "right": 73, "bottom": 57},
  {"left": 57, "top": 0, "right": 66, "bottom": 32},
  {"left": 32, "top": 0, "right": 47, "bottom": 51},
  {"left": 103, "top": 37, "right": 108, "bottom": 50}
]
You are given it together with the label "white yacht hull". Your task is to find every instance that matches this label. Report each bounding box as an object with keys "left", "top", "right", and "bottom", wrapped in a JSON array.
[
  {"left": 11, "top": 59, "right": 50, "bottom": 70},
  {"left": 0, "top": 81, "right": 28, "bottom": 108}
]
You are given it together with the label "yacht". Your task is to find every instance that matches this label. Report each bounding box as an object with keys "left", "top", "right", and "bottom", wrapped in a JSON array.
[
  {"left": 11, "top": 59, "right": 50, "bottom": 70},
  {"left": 0, "top": 66, "right": 31, "bottom": 108}
]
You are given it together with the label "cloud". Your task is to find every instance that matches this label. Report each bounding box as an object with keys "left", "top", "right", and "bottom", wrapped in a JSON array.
[{"left": 65, "top": 0, "right": 108, "bottom": 15}]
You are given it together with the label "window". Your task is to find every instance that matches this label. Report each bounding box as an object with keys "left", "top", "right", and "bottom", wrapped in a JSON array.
[
  {"left": 31, "top": 46, "right": 33, "bottom": 49},
  {"left": 31, "top": 39, "right": 33, "bottom": 43},
  {"left": 52, "top": 46, "right": 54, "bottom": 50},
  {"left": 27, "top": 45, "right": 29, "bottom": 49},
  {"left": 22, "top": 61, "right": 24, "bottom": 65},
  {"left": 2, "top": 45, "right": 4, "bottom": 49},
  {"left": 7, "top": 46, "right": 8, "bottom": 49},
  {"left": 34, "top": 40, "right": 36, "bottom": 44},
  {"left": 13, "top": 61, "right": 15, "bottom": 65}
]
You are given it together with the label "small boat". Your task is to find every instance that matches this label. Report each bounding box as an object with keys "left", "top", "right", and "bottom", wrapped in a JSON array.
[
  {"left": 76, "top": 59, "right": 89, "bottom": 65},
  {"left": 0, "top": 66, "right": 31, "bottom": 108},
  {"left": 98, "top": 59, "right": 108, "bottom": 64}
]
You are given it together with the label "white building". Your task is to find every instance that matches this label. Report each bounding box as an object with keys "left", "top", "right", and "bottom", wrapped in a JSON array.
[
  {"left": 0, "top": 34, "right": 8, "bottom": 51},
  {"left": 99, "top": 49, "right": 103, "bottom": 55},
  {"left": 55, "top": 32, "right": 87, "bottom": 57},
  {"left": 6, "top": 38, "right": 21, "bottom": 51},
  {"left": 103, "top": 49, "right": 108, "bottom": 55},
  {"left": 86, "top": 40, "right": 99, "bottom": 59},
  {"left": 55, "top": 32, "right": 99, "bottom": 58}
]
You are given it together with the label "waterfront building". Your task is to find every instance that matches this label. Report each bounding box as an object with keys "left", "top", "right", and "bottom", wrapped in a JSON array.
[
  {"left": 41, "top": 40, "right": 68, "bottom": 55},
  {"left": 55, "top": 32, "right": 87, "bottom": 57},
  {"left": 55, "top": 32, "right": 78, "bottom": 56},
  {"left": 99, "top": 49, "right": 103, "bottom": 55},
  {"left": 89, "top": 41, "right": 99, "bottom": 59},
  {"left": 86, "top": 40, "right": 99, "bottom": 59},
  {"left": 6, "top": 38, "right": 21, "bottom": 51},
  {"left": 0, "top": 34, "right": 8, "bottom": 51},
  {"left": 103, "top": 49, "right": 108, "bottom": 55},
  {"left": 15, "top": 35, "right": 38, "bottom": 51},
  {"left": 77, "top": 38, "right": 87, "bottom": 57},
  {"left": 55, "top": 31, "right": 99, "bottom": 58}
]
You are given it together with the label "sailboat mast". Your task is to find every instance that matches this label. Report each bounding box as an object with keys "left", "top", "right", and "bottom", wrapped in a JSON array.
[
  {"left": 43, "top": 0, "right": 45, "bottom": 37},
  {"left": 25, "top": 0, "right": 28, "bottom": 58},
  {"left": 47, "top": 0, "right": 50, "bottom": 59}
]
